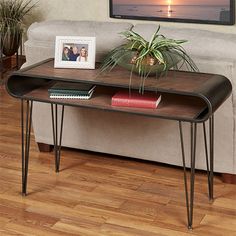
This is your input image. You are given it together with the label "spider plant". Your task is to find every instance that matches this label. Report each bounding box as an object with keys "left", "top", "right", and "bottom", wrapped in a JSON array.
[
  {"left": 0, "top": 0, "right": 36, "bottom": 56},
  {"left": 101, "top": 26, "right": 198, "bottom": 92}
]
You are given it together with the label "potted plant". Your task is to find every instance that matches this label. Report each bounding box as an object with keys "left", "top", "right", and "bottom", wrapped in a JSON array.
[
  {"left": 101, "top": 26, "right": 198, "bottom": 92},
  {"left": 0, "top": 0, "right": 36, "bottom": 57}
]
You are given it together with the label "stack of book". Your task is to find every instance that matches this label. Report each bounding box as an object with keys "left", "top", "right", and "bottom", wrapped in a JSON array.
[
  {"left": 112, "top": 91, "right": 162, "bottom": 109},
  {"left": 48, "top": 82, "right": 96, "bottom": 99}
]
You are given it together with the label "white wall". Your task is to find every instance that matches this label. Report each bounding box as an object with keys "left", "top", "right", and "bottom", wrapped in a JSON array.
[{"left": 29, "top": 0, "right": 236, "bottom": 34}]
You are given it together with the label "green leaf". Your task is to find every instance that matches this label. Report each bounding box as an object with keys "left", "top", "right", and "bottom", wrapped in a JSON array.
[{"left": 148, "top": 25, "right": 160, "bottom": 49}]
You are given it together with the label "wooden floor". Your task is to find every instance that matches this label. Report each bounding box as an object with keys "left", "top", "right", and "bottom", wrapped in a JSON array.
[{"left": 0, "top": 81, "right": 236, "bottom": 236}]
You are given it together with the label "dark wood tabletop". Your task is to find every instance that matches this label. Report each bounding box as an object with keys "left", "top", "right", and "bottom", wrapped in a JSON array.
[{"left": 7, "top": 58, "right": 232, "bottom": 122}]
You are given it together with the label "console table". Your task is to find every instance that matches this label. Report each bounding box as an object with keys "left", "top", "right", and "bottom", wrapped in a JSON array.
[{"left": 6, "top": 58, "right": 232, "bottom": 229}]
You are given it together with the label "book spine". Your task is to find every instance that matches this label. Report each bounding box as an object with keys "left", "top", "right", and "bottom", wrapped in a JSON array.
[
  {"left": 112, "top": 97, "right": 158, "bottom": 109},
  {"left": 48, "top": 90, "right": 92, "bottom": 95},
  {"left": 49, "top": 91, "right": 90, "bottom": 96},
  {"left": 50, "top": 95, "right": 91, "bottom": 99},
  {"left": 50, "top": 91, "right": 94, "bottom": 100}
]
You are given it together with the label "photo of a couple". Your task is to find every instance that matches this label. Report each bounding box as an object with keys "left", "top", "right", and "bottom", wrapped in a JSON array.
[{"left": 62, "top": 44, "right": 88, "bottom": 62}]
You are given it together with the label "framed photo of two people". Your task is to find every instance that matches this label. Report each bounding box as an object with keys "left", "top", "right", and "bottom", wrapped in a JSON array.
[{"left": 54, "top": 36, "right": 96, "bottom": 69}]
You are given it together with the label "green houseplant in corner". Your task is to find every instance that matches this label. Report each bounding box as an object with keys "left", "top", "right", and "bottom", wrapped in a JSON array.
[
  {"left": 101, "top": 26, "right": 198, "bottom": 92},
  {"left": 0, "top": 0, "right": 36, "bottom": 57}
]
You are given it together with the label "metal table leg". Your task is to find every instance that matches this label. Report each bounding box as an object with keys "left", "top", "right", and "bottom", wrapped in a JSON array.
[
  {"left": 203, "top": 116, "right": 214, "bottom": 201},
  {"left": 179, "top": 122, "right": 197, "bottom": 229},
  {"left": 51, "top": 104, "right": 65, "bottom": 173},
  {"left": 21, "top": 99, "right": 33, "bottom": 196},
  {"left": 179, "top": 116, "right": 214, "bottom": 229}
]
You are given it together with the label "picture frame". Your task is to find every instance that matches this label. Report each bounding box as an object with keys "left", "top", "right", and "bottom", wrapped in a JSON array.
[{"left": 54, "top": 36, "right": 96, "bottom": 69}]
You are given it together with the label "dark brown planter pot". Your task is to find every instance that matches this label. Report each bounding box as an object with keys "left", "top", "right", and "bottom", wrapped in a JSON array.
[
  {"left": 117, "top": 51, "right": 181, "bottom": 76},
  {"left": 1, "top": 29, "right": 21, "bottom": 57}
]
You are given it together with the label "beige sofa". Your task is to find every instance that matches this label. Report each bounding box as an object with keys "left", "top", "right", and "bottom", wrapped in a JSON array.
[{"left": 24, "top": 20, "right": 236, "bottom": 174}]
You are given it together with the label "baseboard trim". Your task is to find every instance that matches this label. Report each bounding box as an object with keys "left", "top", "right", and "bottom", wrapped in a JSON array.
[
  {"left": 221, "top": 173, "right": 236, "bottom": 184},
  {"left": 37, "top": 142, "right": 53, "bottom": 152}
]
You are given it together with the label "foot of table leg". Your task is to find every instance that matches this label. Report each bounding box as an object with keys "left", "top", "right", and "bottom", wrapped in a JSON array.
[
  {"left": 203, "top": 116, "right": 214, "bottom": 201},
  {"left": 179, "top": 122, "right": 197, "bottom": 229},
  {"left": 21, "top": 100, "right": 33, "bottom": 196},
  {"left": 209, "top": 116, "right": 214, "bottom": 201},
  {"left": 51, "top": 104, "right": 64, "bottom": 173}
]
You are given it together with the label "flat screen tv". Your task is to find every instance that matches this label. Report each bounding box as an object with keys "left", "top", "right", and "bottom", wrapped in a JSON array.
[{"left": 110, "top": 0, "right": 235, "bottom": 25}]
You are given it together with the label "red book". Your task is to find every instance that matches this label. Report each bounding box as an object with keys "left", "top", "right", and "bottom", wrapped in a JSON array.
[{"left": 112, "top": 91, "right": 162, "bottom": 109}]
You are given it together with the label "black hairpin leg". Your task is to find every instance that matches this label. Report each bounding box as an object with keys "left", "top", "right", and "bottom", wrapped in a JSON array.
[
  {"left": 21, "top": 99, "right": 33, "bottom": 196},
  {"left": 51, "top": 104, "right": 65, "bottom": 172},
  {"left": 203, "top": 116, "right": 214, "bottom": 201},
  {"left": 179, "top": 122, "right": 197, "bottom": 230}
]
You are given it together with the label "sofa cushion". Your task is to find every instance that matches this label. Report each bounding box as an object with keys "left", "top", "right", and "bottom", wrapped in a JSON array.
[{"left": 27, "top": 20, "right": 133, "bottom": 62}]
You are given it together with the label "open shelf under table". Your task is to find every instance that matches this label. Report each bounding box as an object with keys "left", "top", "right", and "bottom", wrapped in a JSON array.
[{"left": 23, "top": 83, "right": 207, "bottom": 121}]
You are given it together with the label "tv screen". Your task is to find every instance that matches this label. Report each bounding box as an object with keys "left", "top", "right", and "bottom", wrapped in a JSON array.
[{"left": 110, "top": 0, "right": 235, "bottom": 25}]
